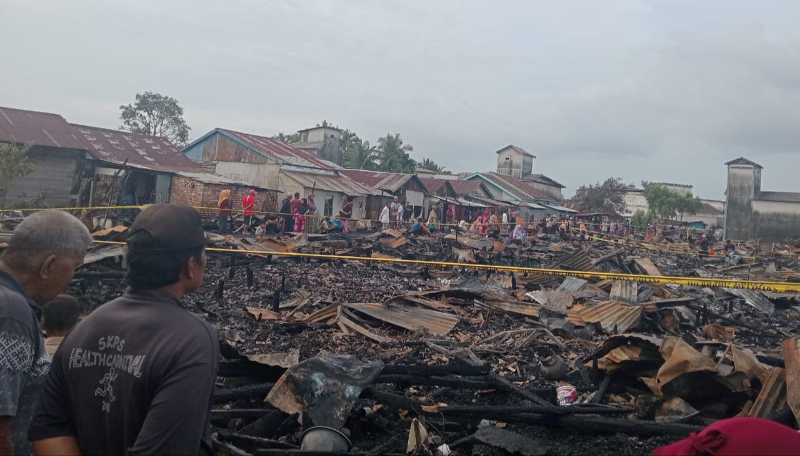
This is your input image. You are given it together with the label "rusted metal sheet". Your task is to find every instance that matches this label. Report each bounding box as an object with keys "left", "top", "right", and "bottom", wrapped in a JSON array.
[
  {"left": 633, "top": 257, "right": 662, "bottom": 276},
  {"left": 569, "top": 301, "right": 642, "bottom": 333},
  {"left": 745, "top": 366, "right": 786, "bottom": 418},
  {"left": 0, "top": 106, "right": 90, "bottom": 149},
  {"left": 344, "top": 302, "right": 459, "bottom": 336},
  {"left": 74, "top": 124, "right": 203, "bottom": 173},
  {"left": 558, "top": 277, "right": 588, "bottom": 293},
  {"left": 725, "top": 288, "right": 774, "bottom": 315},
  {"left": 281, "top": 169, "right": 372, "bottom": 196},
  {"left": 610, "top": 280, "right": 639, "bottom": 304},
  {"left": 526, "top": 290, "right": 573, "bottom": 314},
  {"left": 477, "top": 299, "right": 541, "bottom": 317},
  {"left": 783, "top": 338, "right": 800, "bottom": 420},
  {"left": 246, "top": 307, "right": 280, "bottom": 321},
  {"left": 222, "top": 128, "right": 336, "bottom": 170},
  {"left": 82, "top": 245, "right": 125, "bottom": 265},
  {"left": 246, "top": 350, "right": 300, "bottom": 368}
]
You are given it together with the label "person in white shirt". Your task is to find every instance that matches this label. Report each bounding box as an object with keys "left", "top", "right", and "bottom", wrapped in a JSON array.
[
  {"left": 396, "top": 205, "right": 405, "bottom": 228},
  {"left": 379, "top": 203, "right": 391, "bottom": 229}
]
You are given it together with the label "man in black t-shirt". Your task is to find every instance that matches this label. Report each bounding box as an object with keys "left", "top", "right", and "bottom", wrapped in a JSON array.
[{"left": 30, "top": 204, "right": 219, "bottom": 456}]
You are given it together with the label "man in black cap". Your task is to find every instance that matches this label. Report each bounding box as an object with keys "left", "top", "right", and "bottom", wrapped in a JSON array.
[{"left": 30, "top": 204, "right": 219, "bottom": 456}]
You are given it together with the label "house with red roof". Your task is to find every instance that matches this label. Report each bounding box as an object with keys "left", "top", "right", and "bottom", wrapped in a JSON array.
[
  {"left": 0, "top": 106, "right": 92, "bottom": 206},
  {"left": 0, "top": 105, "right": 277, "bottom": 214},
  {"left": 184, "top": 128, "right": 375, "bottom": 218}
]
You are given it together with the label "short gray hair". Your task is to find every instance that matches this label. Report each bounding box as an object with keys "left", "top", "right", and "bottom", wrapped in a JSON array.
[{"left": 3, "top": 210, "right": 92, "bottom": 269}]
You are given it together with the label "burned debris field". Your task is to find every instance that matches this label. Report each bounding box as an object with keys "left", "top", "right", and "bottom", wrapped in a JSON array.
[{"left": 68, "top": 227, "right": 800, "bottom": 456}]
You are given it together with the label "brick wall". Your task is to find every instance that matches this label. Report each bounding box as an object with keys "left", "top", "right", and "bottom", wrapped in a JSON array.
[{"left": 169, "top": 176, "right": 278, "bottom": 219}]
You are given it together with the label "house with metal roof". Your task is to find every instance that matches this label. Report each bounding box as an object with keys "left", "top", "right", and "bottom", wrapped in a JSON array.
[
  {"left": 340, "top": 169, "right": 430, "bottom": 219},
  {"left": 71, "top": 124, "right": 281, "bottom": 212},
  {"left": 418, "top": 176, "right": 498, "bottom": 222},
  {"left": 0, "top": 105, "right": 276, "bottom": 213},
  {"left": 183, "top": 128, "right": 373, "bottom": 218},
  {"left": 724, "top": 157, "right": 800, "bottom": 241},
  {"left": 465, "top": 172, "right": 573, "bottom": 218},
  {"left": 0, "top": 106, "right": 92, "bottom": 206}
]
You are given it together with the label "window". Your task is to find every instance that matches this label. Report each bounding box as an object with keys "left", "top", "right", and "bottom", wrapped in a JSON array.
[{"left": 324, "top": 197, "right": 333, "bottom": 216}]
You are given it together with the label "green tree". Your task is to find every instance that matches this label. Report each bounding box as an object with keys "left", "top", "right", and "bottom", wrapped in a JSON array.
[
  {"left": 642, "top": 183, "right": 677, "bottom": 220},
  {"left": 570, "top": 177, "right": 627, "bottom": 214},
  {"left": 120, "top": 91, "right": 190, "bottom": 146},
  {"left": 0, "top": 143, "right": 34, "bottom": 204},
  {"left": 642, "top": 182, "right": 704, "bottom": 221},
  {"left": 674, "top": 194, "right": 704, "bottom": 221},
  {"left": 631, "top": 209, "right": 652, "bottom": 231},
  {"left": 273, "top": 132, "right": 301, "bottom": 143},
  {"left": 417, "top": 158, "right": 446, "bottom": 173},
  {"left": 377, "top": 133, "right": 416, "bottom": 173},
  {"left": 341, "top": 130, "right": 379, "bottom": 170}
]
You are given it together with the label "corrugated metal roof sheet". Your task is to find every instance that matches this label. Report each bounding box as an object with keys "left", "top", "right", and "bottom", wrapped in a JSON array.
[
  {"left": 725, "top": 157, "right": 762, "bottom": 168},
  {"left": 474, "top": 172, "right": 555, "bottom": 202},
  {"left": 0, "top": 106, "right": 90, "bottom": 150},
  {"left": 340, "top": 170, "right": 425, "bottom": 194},
  {"left": 756, "top": 191, "right": 800, "bottom": 203},
  {"left": 175, "top": 171, "right": 280, "bottom": 191},
  {"left": 418, "top": 177, "right": 448, "bottom": 194},
  {"left": 219, "top": 128, "right": 337, "bottom": 170},
  {"left": 281, "top": 169, "right": 372, "bottom": 196},
  {"left": 528, "top": 174, "right": 565, "bottom": 189},
  {"left": 448, "top": 179, "right": 483, "bottom": 196},
  {"left": 496, "top": 144, "right": 535, "bottom": 158},
  {"left": 73, "top": 124, "right": 204, "bottom": 173},
  {"left": 568, "top": 301, "right": 642, "bottom": 333},
  {"left": 432, "top": 195, "right": 488, "bottom": 207},
  {"left": 344, "top": 302, "right": 458, "bottom": 336},
  {"left": 542, "top": 203, "right": 578, "bottom": 213}
]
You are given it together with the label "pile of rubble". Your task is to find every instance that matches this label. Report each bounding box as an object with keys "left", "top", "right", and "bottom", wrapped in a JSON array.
[{"left": 65, "top": 226, "right": 800, "bottom": 455}]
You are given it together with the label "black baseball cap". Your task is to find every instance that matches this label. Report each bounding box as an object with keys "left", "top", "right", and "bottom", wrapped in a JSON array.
[{"left": 127, "top": 204, "right": 206, "bottom": 253}]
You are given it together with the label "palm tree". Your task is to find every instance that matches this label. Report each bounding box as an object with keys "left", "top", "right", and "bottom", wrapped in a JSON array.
[
  {"left": 377, "top": 133, "right": 415, "bottom": 173},
  {"left": 418, "top": 158, "right": 445, "bottom": 173},
  {"left": 342, "top": 130, "right": 378, "bottom": 170}
]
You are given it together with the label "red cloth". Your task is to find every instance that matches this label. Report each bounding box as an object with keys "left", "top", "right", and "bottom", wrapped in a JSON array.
[
  {"left": 653, "top": 417, "right": 800, "bottom": 456},
  {"left": 290, "top": 198, "right": 302, "bottom": 215},
  {"left": 242, "top": 193, "right": 255, "bottom": 216}
]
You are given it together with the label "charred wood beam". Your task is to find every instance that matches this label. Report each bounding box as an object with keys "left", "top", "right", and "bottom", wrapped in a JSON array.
[
  {"left": 589, "top": 375, "right": 612, "bottom": 404},
  {"left": 375, "top": 374, "right": 493, "bottom": 389},
  {"left": 361, "top": 387, "right": 420, "bottom": 413},
  {"left": 213, "top": 383, "right": 274, "bottom": 403},
  {"left": 381, "top": 362, "right": 488, "bottom": 377},
  {"left": 255, "top": 451, "right": 406, "bottom": 456},
  {"left": 422, "top": 405, "right": 632, "bottom": 417},
  {"left": 216, "top": 431, "right": 297, "bottom": 450},
  {"left": 490, "top": 373, "right": 553, "bottom": 408},
  {"left": 211, "top": 409, "right": 275, "bottom": 420},
  {"left": 218, "top": 360, "right": 286, "bottom": 380},
  {"left": 211, "top": 433, "right": 251, "bottom": 456},
  {"left": 501, "top": 414, "right": 701, "bottom": 437},
  {"left": 73, "top": 271, "right": 126, "bottom": 280}
]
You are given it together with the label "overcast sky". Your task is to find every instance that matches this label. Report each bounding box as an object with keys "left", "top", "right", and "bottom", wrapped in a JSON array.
[{"left": 3, "top": 0, "right": 799, "bottom": 198}]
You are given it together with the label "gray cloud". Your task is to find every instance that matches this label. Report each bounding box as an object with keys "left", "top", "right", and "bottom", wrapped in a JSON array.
[{"left": 2, "top": 0, "right": 799, "bottom": 198}]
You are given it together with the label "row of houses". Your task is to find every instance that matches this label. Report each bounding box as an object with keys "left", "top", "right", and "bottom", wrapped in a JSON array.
[
  {"left": 0, "top": 107, "right": 282, "bottom": 218},
  {"left": 0, "top": 105, "right": 575, "bottom": 224}
]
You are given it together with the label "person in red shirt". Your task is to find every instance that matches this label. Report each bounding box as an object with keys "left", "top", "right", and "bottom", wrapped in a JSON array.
[
  {"left": 653, "top": 417, "right": 800, "bottom": 455},
  {"left": 241, "top": 189, "right": 256, "bottom": 233}
]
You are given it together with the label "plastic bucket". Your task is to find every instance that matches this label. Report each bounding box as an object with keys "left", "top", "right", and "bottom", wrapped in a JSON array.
[{"left": 300, "top": 426, "right": 352, "bottom": 451}]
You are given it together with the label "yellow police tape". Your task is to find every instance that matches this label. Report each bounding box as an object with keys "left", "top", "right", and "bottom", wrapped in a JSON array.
[{"left": 91, "top": 240, "right": 800, "bottom": 293}]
